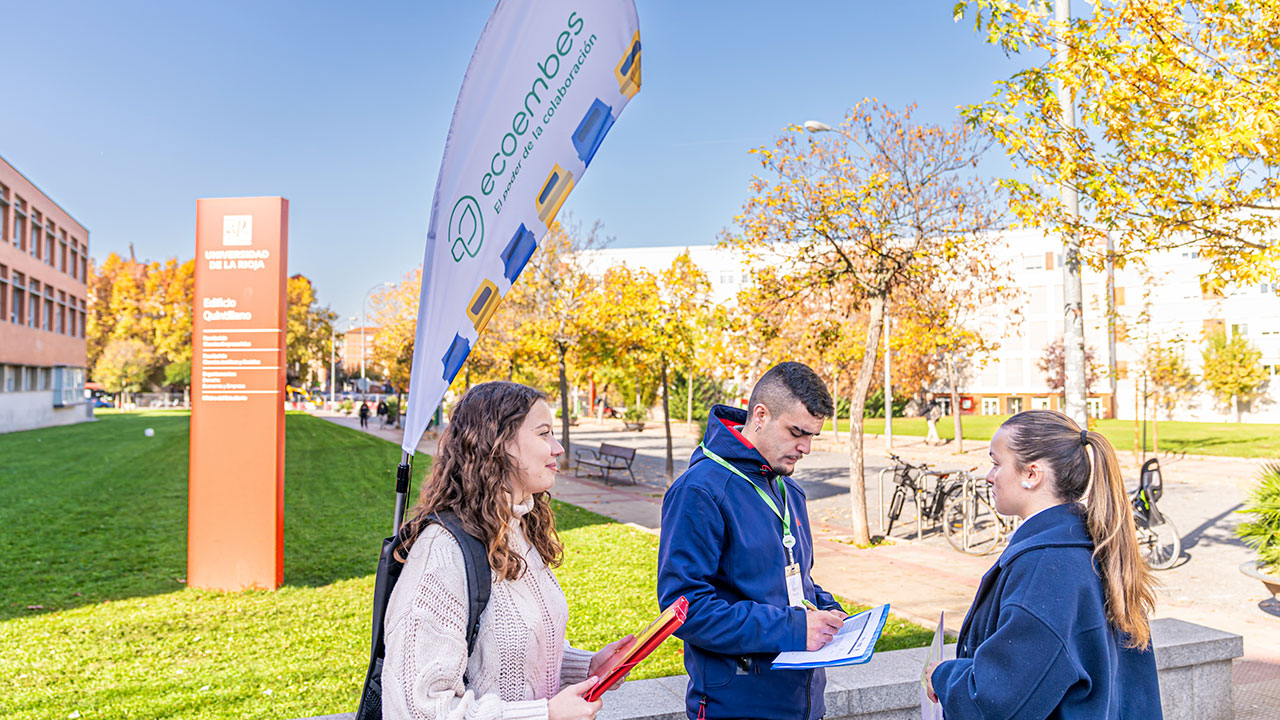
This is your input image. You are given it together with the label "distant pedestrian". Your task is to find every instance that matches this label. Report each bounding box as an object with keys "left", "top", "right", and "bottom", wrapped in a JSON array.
[
  {"left": 359, "top": 401, "right": 370, "bottom": 429},
  {"left": 376, "top": 399, "right": 388, "bottom": 428},
  {"left": 924, "top": 392, "right": 943, "bottom": 445}
]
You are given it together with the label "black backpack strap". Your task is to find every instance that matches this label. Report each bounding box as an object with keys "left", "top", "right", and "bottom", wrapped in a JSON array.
[{"left": 427, "top": 511, "right": 491, "bottom": 655}]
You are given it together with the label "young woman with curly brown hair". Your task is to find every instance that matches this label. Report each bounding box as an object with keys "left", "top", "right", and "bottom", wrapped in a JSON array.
[{"left": 382, "top": 382, "right": 630, "bottom": 720}]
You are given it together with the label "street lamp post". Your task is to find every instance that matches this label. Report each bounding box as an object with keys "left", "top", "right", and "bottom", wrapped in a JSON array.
[
  {"left": 361, "top": 282, "right": 394, "bottom": 392},
  {"left": 330, "top": 315, "right": 358, "bottom": 406},
  {"left": 884, "top": 313, "right": 892, "bottom": 447},
  {"left": 804, "top": 119, "right": 894, "bottom": 443}
]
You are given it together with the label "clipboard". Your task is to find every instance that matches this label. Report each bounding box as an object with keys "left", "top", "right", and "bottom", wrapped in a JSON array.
[
  {"left": 771, "top": 604, "right": 890, "bottom": 670},
  {"left": 583, "top": 596, "right": 688, "bottom": 701}
]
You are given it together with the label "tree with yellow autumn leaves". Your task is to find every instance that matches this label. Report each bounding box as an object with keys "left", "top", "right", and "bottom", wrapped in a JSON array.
[
  {"left": 507, "top": 215, "right": 605, "bottom": 466},
  {"left": 88, "top": 253, "right": 194, "bottom": 392},
  {"left": 727, "top": 100, "right": 1006, "bottom": 545},
  {"left": 87, "top": 252, "right": 335, "bottom": 393},
  {"left": 285, "top": 275, "right": 338, "bottom": 388},
  {"left": 959, "top": 0, "right": 1280, "bottom": 287},
  {"left": 960, "top": 0, "right": 1280, "bottom": 426}
]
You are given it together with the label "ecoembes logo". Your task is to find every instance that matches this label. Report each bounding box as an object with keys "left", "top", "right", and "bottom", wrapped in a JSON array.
[
  {"left": 450, "top": 196, "right": 483, "bottom": 261},
  {"left": 449, "top": 10, "right": 592, "bottom": 264}
]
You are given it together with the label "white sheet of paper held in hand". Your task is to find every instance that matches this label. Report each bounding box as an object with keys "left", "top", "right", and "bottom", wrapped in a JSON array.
[{"left": 920, "top": 611, "right": 944, "bottom": 720}]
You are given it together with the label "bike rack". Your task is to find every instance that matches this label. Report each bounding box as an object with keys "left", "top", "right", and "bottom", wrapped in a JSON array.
[
  {"left": 877, "top": 466, "right": 893, "bottom": 535},
  {"left": 961, "top": 471, "right": 975, "bottom": 552}
]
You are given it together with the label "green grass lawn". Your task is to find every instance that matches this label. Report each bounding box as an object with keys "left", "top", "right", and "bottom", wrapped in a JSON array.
[
  {"left": 833, "top": 414, "right": 1280, "bottom": 458},
  {"left": 0, "top": 412, "right": 930, "bottom": 719}
]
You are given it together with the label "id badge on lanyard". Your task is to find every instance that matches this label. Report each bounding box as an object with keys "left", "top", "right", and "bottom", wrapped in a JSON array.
[
  {"left": 785, "top": 562, "right": 804, "bottom": 607},
  {"left": 783, "top": 533, "right": 804, "bottom": 607},
  {"left": 698, "top": 443, "right": 807, "bottom": 608}
]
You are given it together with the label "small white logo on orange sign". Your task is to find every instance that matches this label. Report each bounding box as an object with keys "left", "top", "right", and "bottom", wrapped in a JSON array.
[{"left": 223, "top": 215, "right": 253, "bottom": 246}]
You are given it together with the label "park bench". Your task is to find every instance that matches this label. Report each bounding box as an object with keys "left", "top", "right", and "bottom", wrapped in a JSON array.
[{"left": 574, "top": 442, "right": 637, "bottom": 485}]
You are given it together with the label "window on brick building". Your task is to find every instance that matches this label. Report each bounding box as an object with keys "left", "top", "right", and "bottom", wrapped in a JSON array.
[
  {"left": 14, "top": 209, "right": 26, "bottom": 251},
  {"left": 30, "top": 212, "right": 41, "bottom": 258},
  {"left": 1086, "top": 397, "right": 1103, "bottom": 418},
  {"left": 11, "top": 272, "right": 24, "bottom": 324},
  {"left": 0, "top": 184, "right": 8, "bottom": 242},
  {"left": 28, "top": 280, "right": 41, "bottom": 328},
  {"left": 59, "top": 231, "right": 68, "bottom": 273}
]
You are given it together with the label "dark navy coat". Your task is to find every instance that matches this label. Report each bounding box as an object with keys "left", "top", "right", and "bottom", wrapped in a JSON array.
[
  {"left": 657, "top": 405, "right": 841, "bottom": 720},
  {"left": 932, "top": 504, "right": 1163, "bottom": 719}
]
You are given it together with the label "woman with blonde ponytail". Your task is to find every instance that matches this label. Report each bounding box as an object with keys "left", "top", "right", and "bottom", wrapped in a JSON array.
[{"left": 925, "top": 410, "right": 1162, "bottom": 719}]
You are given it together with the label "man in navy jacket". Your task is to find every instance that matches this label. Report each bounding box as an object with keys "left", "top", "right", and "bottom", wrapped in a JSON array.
[{"left": 658, "top": 362, "right": 846, "bottom": 720}]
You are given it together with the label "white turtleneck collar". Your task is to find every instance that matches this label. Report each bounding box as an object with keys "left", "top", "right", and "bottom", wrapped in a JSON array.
[{"left": 512, "top": 494, "right": 535, "bottom": 517}]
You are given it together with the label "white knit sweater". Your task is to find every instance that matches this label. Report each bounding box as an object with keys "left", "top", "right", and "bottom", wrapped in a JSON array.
[{"left": 381, "top": 498, "right": 593, "bottom": 720}]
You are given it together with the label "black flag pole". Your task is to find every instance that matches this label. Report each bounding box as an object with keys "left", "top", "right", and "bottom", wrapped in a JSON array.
[{"left": 394, "top": 451, "right": 412, "bottom": 535}]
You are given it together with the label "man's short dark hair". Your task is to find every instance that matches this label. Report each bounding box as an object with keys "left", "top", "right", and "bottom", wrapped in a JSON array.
[{"left": 748, "top": 362, "right": 834, "bottom": 419}]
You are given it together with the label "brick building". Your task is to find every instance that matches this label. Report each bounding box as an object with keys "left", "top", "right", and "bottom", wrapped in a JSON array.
[
  {"left": 0, "top": 154, "right": 91, "bottom": 434},
  {"left": 339, "top": 325, "right": 380, "bottom": 375}
]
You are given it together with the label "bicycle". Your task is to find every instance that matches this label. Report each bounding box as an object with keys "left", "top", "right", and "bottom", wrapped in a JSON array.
[
  {"left": 881, "top": 453, "right": 964, "bottom": 540},
  {"left": 942, "top": 469, "right": 1019, "bottom": 556},
  {"left": 1132, "top": 458, "right": 1180, "bottom": 570}
]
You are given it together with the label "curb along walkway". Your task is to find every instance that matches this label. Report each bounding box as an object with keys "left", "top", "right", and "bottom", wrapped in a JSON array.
[{"left": 313, "top": 411, "right": 1279, "bottom": 716}]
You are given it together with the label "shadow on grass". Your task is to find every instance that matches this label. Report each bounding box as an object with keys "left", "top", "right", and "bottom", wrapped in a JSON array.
[
  {"left": 0, "top": 411, "right": 195, "bottom": 621},
  {"left": 550, "top": 498, "right": 616, "bottom": 532},
  {"left": 1, "top": 411, "right": 624, "bottom": 618},
  {"left": 0, "top": 412, "right": 410, "bottom": 619}
]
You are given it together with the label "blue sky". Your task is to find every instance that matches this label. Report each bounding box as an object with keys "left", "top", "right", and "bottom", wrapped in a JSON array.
[{"left": 1, "top": 0, "right": 1032, "bottom": 322}]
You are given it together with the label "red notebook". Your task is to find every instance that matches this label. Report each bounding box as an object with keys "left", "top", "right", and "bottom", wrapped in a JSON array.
[{"left": 583, "top": 596, "right": 688, "bottom": 701}]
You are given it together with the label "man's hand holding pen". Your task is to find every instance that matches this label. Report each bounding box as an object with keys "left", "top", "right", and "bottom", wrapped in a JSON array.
[{"left": 802, "top": 599, "right": 847, "bottom": 651}]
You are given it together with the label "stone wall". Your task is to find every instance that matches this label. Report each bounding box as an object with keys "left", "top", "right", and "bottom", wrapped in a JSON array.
[
  {"left": 304, "top": 618, "right": 1242, "bottom": 720},
  {"left": 0, "top": 390, "right": 91, "bottom": 435}
]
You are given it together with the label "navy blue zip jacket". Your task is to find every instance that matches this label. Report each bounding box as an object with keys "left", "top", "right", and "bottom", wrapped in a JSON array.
[
  {"left": 932, "top": 503, "right": 1162, "bottom": 719},
  {"left": 657, "top": 405, "right": 841, "bottom": 720}
]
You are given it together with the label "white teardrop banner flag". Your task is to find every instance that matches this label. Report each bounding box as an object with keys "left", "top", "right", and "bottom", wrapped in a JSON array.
[{"left": 401, "top": 0, "right": 641, "bottom": 454}]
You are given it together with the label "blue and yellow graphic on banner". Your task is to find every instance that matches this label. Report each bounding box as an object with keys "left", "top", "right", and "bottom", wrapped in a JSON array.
[{"left": 615, "top": 30, "right": 641, "bottom": 99}]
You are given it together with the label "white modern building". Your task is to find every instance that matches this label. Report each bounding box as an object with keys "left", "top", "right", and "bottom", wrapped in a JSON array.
[
  {"left": 577, "top": 244, "right": 756, "bottom": 304},
  {"left": 580, "top": 231, "right": 1280, "bottom": 423}
]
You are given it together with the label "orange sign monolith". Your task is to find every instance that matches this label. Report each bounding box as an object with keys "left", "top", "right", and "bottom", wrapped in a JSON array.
[{"left": 188, "top": 197, "right": 289, "bottom": 590}]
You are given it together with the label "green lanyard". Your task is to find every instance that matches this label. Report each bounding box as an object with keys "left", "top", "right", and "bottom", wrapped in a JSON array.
[{"left": 699, "top": 443, "right": 797, "bottom": 564}]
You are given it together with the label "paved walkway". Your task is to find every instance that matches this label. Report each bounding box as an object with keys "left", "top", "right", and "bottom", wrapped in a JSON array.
[{"left": 313, "top": 411, "right": 1280, "bottom": 716}]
